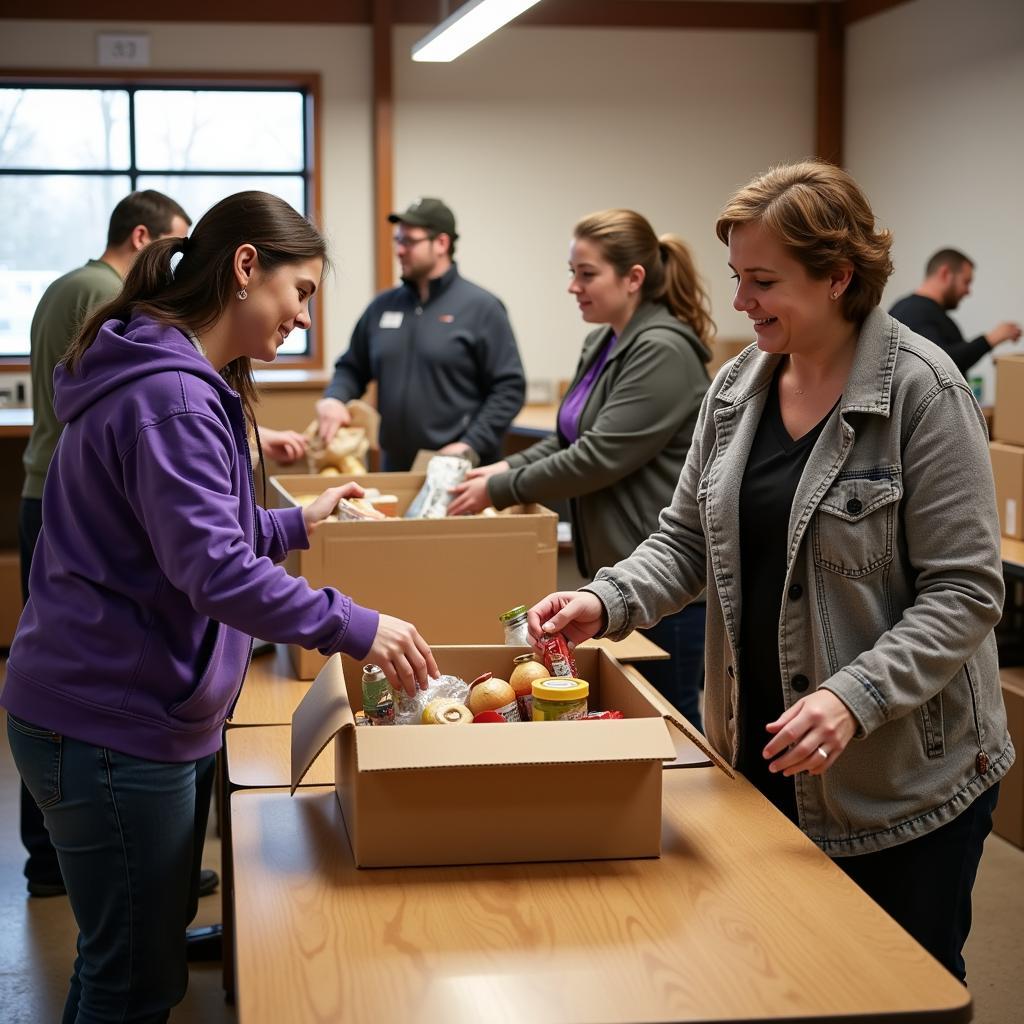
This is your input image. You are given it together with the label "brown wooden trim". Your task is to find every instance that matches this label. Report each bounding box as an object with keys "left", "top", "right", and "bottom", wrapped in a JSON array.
[
  {"left": 843, "top": 0, "right": 914, "bottom": 26},
  {"left": 815, "top": 1, "right": 844, "bottom": 166},
  {"left": 6, "top": 0, "right": 819, "bottom": 30},
  {"left": 508, "top": 0, "right": 816, "bottom": 31},
  {"left": 1, "top": 68, "right": 325, "bottom": 368},
  {"left": 0, "top": 362, "right": 30, "bottom": 374},
  {"left": 373, "top": 0, "right": 395, "bottom": 295},
  {"left": 0, "top": 1, "right": 373, "bottom": 22}
]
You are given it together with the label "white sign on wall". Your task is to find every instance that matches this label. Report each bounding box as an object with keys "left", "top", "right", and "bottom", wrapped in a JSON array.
[{"left": 97, "top": 33, "right": 151, "bottom": 68}]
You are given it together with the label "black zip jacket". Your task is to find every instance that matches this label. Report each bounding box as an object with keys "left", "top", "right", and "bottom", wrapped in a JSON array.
[{"left": 325, "top": 264, "right": 525, "bottom": 469}]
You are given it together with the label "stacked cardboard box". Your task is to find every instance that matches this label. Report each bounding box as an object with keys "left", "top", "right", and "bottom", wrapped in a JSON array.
[
  {"left": 993, "top": 667, "right": 1024, "bottom": 848},
  {"left": 271, "top": 474, "right": 558, "bottom": 678},
  {"left": 990, "top": 355, "right": 1024, "bottom": 539},
  {"left": 290, "top": 646, "right": 724, "bottom": 867}
]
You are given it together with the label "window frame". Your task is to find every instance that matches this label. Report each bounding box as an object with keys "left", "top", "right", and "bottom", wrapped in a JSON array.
[{"left": 0, "top": 69, "right": 324, "bottom": 372}]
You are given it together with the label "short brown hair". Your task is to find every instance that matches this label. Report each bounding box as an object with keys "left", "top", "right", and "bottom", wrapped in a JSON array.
[
  {"left": 925, "top": 248, "right": 973, "bottom": 277},
  {"left": 715, "top": 161, "right": 893, "bottom": 324},
  {"left": 107, "top": 189, "right": 191, "bottom": 247}
]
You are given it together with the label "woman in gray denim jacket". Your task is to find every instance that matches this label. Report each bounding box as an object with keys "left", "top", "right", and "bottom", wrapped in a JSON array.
[{"left": 529, "top": 163, "right": 1012, "bottom": 982}]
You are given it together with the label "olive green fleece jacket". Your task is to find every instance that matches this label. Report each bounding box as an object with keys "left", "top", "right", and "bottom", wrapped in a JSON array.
[
  {"left": 487, "top": 302, "right": 710, "bottom": 578},
  {"left": 23, "top": 259, "right": 122, "bottom": 499}
]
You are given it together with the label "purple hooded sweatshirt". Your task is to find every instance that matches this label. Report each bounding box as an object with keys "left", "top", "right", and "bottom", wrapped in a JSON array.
[{"left": 2, "top": 314, "right": 379, "bottom": 762}]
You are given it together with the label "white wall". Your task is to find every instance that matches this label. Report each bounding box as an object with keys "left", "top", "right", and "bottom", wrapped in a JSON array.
[
  {"left": 847, "top": 0, "right": 1024, "bottom": 400},
  {"left": 395, "top": 24, "right": 815, "bottom": 383}
]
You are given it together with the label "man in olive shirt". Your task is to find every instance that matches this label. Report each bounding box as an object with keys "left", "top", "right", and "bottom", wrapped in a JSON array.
[
  {"left": 18, "top": 190, "right": 190, "bottom": 896},
  {"left": 889, "top": 248, "right": 1021, "bottom": 376}
]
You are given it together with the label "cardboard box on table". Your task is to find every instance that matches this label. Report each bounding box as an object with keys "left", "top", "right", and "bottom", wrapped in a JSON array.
[
  {"left": 994, "top": 354, "right": 1024, "bottom": 446},
  {"left": 271, "top": 474, "right": 558, "bottom": 678},
  {"left": 990, "top": 442, "right": 1024, "bottom": 539},
  {"left": 290, "top": 645, "right": 729, "bottom": 868},
  {"left": 993, "top": 668, "right": 1024, "bottom": 848}
]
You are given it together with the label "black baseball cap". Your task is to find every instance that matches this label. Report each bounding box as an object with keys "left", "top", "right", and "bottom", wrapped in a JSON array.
[{"left": 388, "top": 197, "right": 458, "bottom": 239}]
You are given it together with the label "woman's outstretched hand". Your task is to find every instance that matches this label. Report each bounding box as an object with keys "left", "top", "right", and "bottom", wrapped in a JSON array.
[
  {"left": 527, "top": 591, "right": 606, "bottom": 647},
  {"left": 365, "top": 615, "right": 438, "bottom": 697},
  {"left": 301, "top": 482, "right": 365, "bottom": 534}
]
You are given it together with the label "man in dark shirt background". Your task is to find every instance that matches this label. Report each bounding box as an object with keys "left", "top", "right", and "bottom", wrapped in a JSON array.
[
  {"left": 889, "top": 248, "right": 1020, "bottom": 376},
  {"left": 315, "top": 197, "right": 525, "bottom": 470}
]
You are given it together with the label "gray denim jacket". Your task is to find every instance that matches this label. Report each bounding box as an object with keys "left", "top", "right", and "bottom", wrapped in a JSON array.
[{"left": 587, "top": 308, "right": 1013, "bottom": 855}]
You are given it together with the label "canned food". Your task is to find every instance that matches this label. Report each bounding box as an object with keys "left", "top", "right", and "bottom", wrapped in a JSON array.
[
  {"left": 531, "top": 677, "right": 589, "bottom": 721},
  {"left": 361, "top": 664, "right": 395, "bottom": 726}
]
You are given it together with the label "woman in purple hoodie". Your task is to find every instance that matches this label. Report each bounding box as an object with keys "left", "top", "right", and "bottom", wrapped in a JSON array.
[{"left": 2, "top": 191, "right": 437, "bottom": 1023}]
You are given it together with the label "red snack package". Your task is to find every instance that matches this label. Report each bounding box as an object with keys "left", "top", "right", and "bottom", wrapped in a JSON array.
[
  {"left": 583, "top": 710, "right": 625, "bottom": 720},
  {"left": 538, "top": 633, "right": 577, "bottom": 678}
]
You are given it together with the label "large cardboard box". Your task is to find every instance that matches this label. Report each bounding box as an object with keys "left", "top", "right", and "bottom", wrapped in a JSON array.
[
  {"left": 272, "top": 474, "right": 558, "bottom": 677},
  {"left": 994, "top": 354, "right": 1024, "bottom": 446},
  {"left": 291, "top": 646, "right": 727, "bottom": 868},
  {"left": 993, "top": 668, "right": 1024, "bottom": 848},
  {"left": 990, "top": 442, "right": 1024, "bottom": 539}
]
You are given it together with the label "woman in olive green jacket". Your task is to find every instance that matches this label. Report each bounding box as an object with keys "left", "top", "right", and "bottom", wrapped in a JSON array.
[
  {"left": 530, "top": 163, "right": 1011, "bottom": 983},
  {"left": 448, "top": 209, "right": 712, "bottom": 728}
]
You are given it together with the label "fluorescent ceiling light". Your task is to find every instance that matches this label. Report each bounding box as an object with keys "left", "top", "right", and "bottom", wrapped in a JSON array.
[{"left": 412, "top": 0, "right": 543, "bottom": 63}]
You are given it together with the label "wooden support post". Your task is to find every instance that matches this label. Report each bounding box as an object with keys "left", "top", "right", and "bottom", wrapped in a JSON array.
[
  {"left": 373, "top": 0, "right": 395, "bottom": 292},
  {"left": 815, "top": 0, "right": 844, "bottom": 165}
]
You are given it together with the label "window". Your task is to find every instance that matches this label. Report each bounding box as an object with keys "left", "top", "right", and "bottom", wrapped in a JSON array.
[{"left": 0, "top": 80, "right": 318, "bottom": 362}]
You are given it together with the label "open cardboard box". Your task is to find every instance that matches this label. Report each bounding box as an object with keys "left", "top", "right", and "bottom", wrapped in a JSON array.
[
  {"left": 291, "top": 645, "right": 730, "bottom": 868},
  {"left": 271, "top": 474, "right": 557, "bottom": 678}
]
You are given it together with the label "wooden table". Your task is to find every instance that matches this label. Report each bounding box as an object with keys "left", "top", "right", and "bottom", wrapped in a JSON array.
[
  {"left": 230, "top": 769, "right": 971, "bottom": 1024},
  {"left": 230, "top": 636, "right": 668, "bottom": 727},
  {"left": 1002, "top": 536, "right": 1024, "bottom": 576}
]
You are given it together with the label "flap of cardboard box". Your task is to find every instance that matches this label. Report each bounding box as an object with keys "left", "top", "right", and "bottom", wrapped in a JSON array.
[
  {"left": 619, "top": 664, "right": 735, "bottom": 778},
  {"left": 291, "top": 655, "right": 354, "bottom": 793},
  {"left": 354, "top": 715, "right": 677, "bottom": 773}
]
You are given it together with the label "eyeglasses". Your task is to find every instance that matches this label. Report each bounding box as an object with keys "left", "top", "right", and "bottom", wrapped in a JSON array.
[{"left": 392, "top": 233, "right": 435, "bottom": 249}]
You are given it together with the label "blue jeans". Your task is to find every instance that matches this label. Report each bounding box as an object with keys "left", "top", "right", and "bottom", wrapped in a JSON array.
[
  {"left": 637, "top": 603, "right": 707, "bottom": 732},
  {"left": 8, "top": 715, "right": 214, "bottom": 1024}
]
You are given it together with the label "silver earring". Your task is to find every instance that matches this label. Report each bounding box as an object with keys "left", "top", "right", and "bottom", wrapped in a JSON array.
[
  {"left": 237, "top": 288, "right": 248, "bottom": 300},
  {"left": 831, "top": 291, "right": 839, "bottom": 299}
]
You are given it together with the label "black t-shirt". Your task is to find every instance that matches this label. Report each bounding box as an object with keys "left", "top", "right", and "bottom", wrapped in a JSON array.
[
  {"left": 888, "top": 293, "right": 989, "bottom": 376},
  {"left": 737, "top": 369, "right": 836, "bottom": 822}
]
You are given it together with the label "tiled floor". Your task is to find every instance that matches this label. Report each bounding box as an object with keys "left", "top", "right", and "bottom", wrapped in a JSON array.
[{"left": 0, "top": 703, "right": 1021, "bottom": 1023}]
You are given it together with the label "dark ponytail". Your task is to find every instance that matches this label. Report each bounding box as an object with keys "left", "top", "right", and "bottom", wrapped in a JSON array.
[{"left": 63, "top": 191, "right": 329, "bottom": 420}]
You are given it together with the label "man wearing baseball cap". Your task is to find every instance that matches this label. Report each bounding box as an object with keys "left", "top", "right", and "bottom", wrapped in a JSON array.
[{"left": 316, "top": 197, "right": 525, "bottom": 470}]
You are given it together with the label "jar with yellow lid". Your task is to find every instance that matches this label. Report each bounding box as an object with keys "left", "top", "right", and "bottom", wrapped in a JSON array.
[{"left": 531, "top": 678, "right": 589, "bottom": 722}]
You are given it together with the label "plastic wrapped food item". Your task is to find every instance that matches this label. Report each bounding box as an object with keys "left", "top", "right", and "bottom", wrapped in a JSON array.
[
  {"left": 583, "top": 710, "right": 625, "bottom": 720},
  {"left": 392, "top": 674, "right": 470, "bottom": 725},
  {"left": 303, "top": 419, "right": 370, "bottom": 476},
  {"left": 336, "top": 497, "right": 388, "bottom": 521},
  {"left": 404, "top": 455, "right": 472, "bottom": 519}
]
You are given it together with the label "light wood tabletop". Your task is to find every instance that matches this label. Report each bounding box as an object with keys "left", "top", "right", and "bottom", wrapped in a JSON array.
[
  {"left": 1002, "top": 536, "right": 1024, "bottom": 573},
  {"left": 230, "top": 636, "right": 668, "bottom": 727},
  {"left": 224, "top": 724, "right": 333, "bottom": 789},
  {"left": 230, "top": 772, "right": 971, "bottom": 1024}
]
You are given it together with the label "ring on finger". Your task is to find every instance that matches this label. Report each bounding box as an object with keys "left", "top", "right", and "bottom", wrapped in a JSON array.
[{"left": 817, "top": 746, "right": 829, "bottom": 760}]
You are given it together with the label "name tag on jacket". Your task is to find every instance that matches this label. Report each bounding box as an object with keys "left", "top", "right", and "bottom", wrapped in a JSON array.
[{"left": 379, "top": 311, "right": 403, "bottom": 329}]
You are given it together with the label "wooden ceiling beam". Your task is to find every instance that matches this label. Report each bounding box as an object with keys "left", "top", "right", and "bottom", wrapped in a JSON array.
[{"left": 6, "top": 1, "right": 820, "bottom": 31}]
